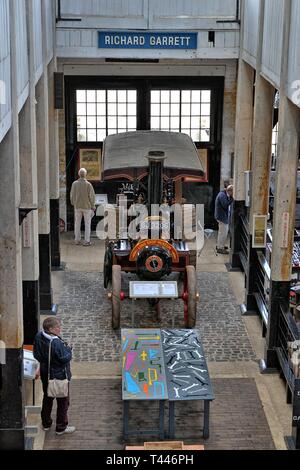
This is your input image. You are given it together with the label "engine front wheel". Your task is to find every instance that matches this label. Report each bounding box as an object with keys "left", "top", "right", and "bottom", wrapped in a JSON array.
[
  {"left": 112, "top": 265, "right": 121, "bottom": 329},
  {"left": 184, "top": 265, "right": 197, "bottom": 328}
]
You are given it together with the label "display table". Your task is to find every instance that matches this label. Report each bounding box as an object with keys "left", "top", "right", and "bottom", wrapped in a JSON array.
[{"left": 121, "top": 328, "right": 214, "bottom": 439}]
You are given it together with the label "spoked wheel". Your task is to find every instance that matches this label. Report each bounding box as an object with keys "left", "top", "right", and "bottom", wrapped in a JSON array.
[
  {"left": 184, "top": 265, "right": 197, "bottom": 328},
  {"left": 103, "top": 243, "right": 113, "bottom": 288},
  {"left": 112, "top": 265, "right": 121, "bottom": 329}
]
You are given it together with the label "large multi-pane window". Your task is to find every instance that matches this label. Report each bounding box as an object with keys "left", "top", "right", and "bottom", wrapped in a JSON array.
[
  {"left": 150, "top": 89, "right": 211, "bottom": 142},
  {"left": 76, "top": 89, "right": 137, "bottom": 142}
]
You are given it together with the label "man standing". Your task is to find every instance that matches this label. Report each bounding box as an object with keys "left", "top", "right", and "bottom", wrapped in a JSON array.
[
  {"left": 214, "top": 185, "right": 234, "bottom": 254},
  {"left": 70, "top": 168, "right": 96, "bottom": 246},
  {"left": 33, "top": 317, "right": 75, "bottom": 435}
]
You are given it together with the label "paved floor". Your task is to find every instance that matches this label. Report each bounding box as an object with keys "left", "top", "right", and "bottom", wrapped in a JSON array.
[{"left": 37, "top": 232, "right": 292, "bottom": 450}]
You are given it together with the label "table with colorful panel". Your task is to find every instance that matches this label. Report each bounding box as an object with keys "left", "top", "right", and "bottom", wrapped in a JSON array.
[{"left": 121, "top": 328, "right": 214, "bottom": 439}]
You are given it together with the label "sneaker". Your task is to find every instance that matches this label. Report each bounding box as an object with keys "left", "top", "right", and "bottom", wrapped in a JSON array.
[
  {"left": 43, "top": 426, "right": 51, "bottom": 431},
  {"left": 75, "top": 241, "right": 81, "bottom": 245},
  {"left": 216, "top": 248, "right": 229, "bottom": 255},
  {"left": 56, "top": 426, "right": 76, "bottom": 435},
  {"left": 82, "top": 241, "right": 91, "bottom": 246}
]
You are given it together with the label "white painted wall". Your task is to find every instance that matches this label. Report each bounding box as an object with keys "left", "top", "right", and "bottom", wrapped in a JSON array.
[
  {"left": 242, "top": 0, "right": 259, "bottom": 68},
  {"left": 0, "top": 0, "right": 11, "bottom": 142},
  {"left": 33, "top": 0, "right": 43, "bottom": 83},
  {"left": 16, "top": 0, "right": 29, "bottom": 113},
  {"left": 45, "top": 0, "right": 54, "bottom": 64},
  {"left": 261, "top": 0, "right": 284, "bottom": 88}
]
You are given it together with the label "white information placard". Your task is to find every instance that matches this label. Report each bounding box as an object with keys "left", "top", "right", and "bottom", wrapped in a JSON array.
[{"left": 129, "top": 281, "right": 178, "bottom": 298}]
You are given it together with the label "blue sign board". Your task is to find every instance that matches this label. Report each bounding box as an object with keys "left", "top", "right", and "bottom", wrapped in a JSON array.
[{"left": 98, "top": 31, "right": 197, "bottom": 49}]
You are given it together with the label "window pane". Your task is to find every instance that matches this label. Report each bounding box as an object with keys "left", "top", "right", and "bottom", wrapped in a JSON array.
[
  {"left": 181, "top": 116, "right": 190, "bottom": 128},
  {"left": 181, "top": 129, "right": 190, "bottom": 136},
  {"left": 118, "top": 116, "right": 127, "bottom": 128},
  {"left": 161, "top": 103, "right": 170, "bottom": 116},
  {"left": 87, "top": 116, "right": 96, "bottom": 128},
  {"left": 191, "top": 90, "right": 201, "bottom": 102},
  {"left": 171, "top": 103, "right": 179, "bottom": 115},
  {"left": 191, "top": 103, "right": 201, "bottom": 115},
  {"left": 87, "top": 90, "right": 96, "bottom": 102},
  {"left": 201, "top": 116, "right": 210, "bottom": 128},
  {"left": 108, "top": 116, "right": 117, "bottom": 127},
  {"left": 77, "top": 116, "right": 86, "bottom": 129},
  {"left": 191, "top": 129, "right": 200, "bottom": 141},
  {"left": 127, "top": 116, "right": 136, "bottom": 128},
  {"left": 201, "top": 90, "right": 211, "bottom": 102},
  {"left": 97, "top": 115, "right": 106, "bottom": 127},
  {"left": 107, "top": 90, "right": 117, "bottom": 102},
  {"left": 201, "top": 103, "right": 210, "bottom": 115},
  {"left": 97, "top": 102, "right": 106, "bottom": 115},
  {"left": 181, "top": 103, "right": 190, "bottom": 115},
  {"left": 87, "top": 129, "right": 97, "bottom": 141},
  {"left": 191, "top": 116, "right": 200, "bottom": 128},
  {"left": 171, "top": 127, "right": 180, "bottom": 133},
  {"left": 181, "top": 90, "right": 191, "bottom": 103},
  {"left": 127, "top": 90, "right": 136, "bottom": 102},
  {"left": 151, "top": 103, "right": 160, "bottom": 115},
  {"left": 107, "top": 128, "right": 117, "bottom": 135},
  {"left": 170, "top": 90, "right": 180, "bottom": 102},
  {"left": 170, "top": 116, "right": 179, "bottom": 129},
  {"left": 118, "top": 103, "right": 126, "bottom": 115},
  {"left": 76, "top": 90, "right": 86, "bottom": 102},
  {"left": 200, "top": 129, "right": 210, "bottom": 141},
  {"left": 108, "top": 103, "right": 116, "bottom": 115},
  {"left": 151, "top": 116, "right": 160, "bottom": 129},
  {"left": 117, "top": 90, "right": 127, "bottom": 102},
  {"left": 161, "top": 117, "right": 169, "bottom": 128},
  {"left": 161, "top": 90, "right": 170, "bottom": 103},
  {"left": 87, "top": 103, "right": 96, "bottom": 115},
  {"left": 118, "top": 128, "right": 126, "bottom": 134},
  {"left": 77, "top": 103, "right": 86, "bottom": 115},
  {"left": 77, "top": 129, "right": 87, "bottom": 141},
  {"left": 128, "top": 103, "right": 136, "bottom": 115},
  {"left": 97, "top": 90, "right": 106, "bottom": 102},
  {"left": 151, "top": 90, "right": 160, "bottom": 103},
  {"left": 97, "top": 129, "right": 106, "bottom": 141}
]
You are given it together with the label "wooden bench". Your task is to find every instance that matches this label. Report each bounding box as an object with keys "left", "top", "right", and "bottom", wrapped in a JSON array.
[{"left": 125, "top": 441, "right": 204, "bottom": 450}]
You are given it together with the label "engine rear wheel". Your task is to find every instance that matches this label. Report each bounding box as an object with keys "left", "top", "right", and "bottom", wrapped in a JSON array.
[
  {"left": 112, "top": 265, "right": 121, "bottom": 329},
  {"left": 185, "top": 265, "right": 197, "bottom": 328}
]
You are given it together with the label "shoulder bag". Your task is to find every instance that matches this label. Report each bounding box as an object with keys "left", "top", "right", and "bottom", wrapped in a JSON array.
[{"left": 47, "top": 339, "right": 69, "bottom": 398}]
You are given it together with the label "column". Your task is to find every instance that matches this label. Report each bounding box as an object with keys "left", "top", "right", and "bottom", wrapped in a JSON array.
[
  {"left": 230, "top": 59, "right": 254, "bottom": 268},
  {"left": 246, "top": 75, "right": 274, "bottom": 311},
  {"left": 265, "top": 95, "right": 300, "bottom": 367},
  {"left": 0, "top": 0, "right": 24, "bottom": 449},
  {"left": 20, "top": 0, "right": 40, "bottom": 344}
]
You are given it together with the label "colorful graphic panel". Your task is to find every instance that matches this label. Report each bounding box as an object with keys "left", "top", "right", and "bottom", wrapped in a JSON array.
[{"left": 121, "top": 329, "right": 168, "bottom": 400}]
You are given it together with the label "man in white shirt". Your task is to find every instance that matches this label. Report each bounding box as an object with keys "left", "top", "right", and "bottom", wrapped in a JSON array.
[{"left": 70, "top": 168, "right": 96, "bottom": 246}]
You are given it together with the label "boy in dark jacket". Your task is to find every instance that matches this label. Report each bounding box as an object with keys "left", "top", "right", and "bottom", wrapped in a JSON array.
[
  {"left": 214, "top": 185, "right": 234, "bottom": 254},
  {"left": 33, "top": 317, "right": 75, "bottom": 435}
]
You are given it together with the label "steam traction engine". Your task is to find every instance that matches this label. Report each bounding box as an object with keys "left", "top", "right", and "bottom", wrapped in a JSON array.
[{"left": 102, "top": 131, "right": 204, "bottom": 329}]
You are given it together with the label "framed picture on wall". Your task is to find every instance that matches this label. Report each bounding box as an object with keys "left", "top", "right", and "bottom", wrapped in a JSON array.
[
  {"left": 197, "top": 148, "right": 209, "bottom": 182},
  {"left": 252, "top": 214, "right": 267, "bottom": 248},
  {"left": 78, "top": 148, "right": 102, "bottom": 181}
]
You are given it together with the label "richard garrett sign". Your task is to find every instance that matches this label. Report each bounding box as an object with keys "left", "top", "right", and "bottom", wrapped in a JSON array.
[{"left": 98, "top": 31, "right": 197, "bottom": 49}]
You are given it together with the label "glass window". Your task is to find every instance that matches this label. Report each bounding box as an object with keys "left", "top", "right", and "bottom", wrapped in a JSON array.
[
  {"left": 76, "top": 89, "right": 137, "bottom": 142},
  {"left": 150, "top": 88, "right": 211, "bottom": 142}
]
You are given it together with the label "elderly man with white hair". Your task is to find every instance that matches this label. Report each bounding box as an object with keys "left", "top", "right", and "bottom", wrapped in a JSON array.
[{"left": 70, "top": 168, "right": 96, "bottom": 246}]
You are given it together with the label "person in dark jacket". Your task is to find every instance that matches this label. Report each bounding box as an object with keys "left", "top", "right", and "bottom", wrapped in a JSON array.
[
  {"left": 214, "top": 185, "right": 234, "bottom": 254},
  {"left": 33, "top": 317, "right": 75, "bottom": 435}
]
